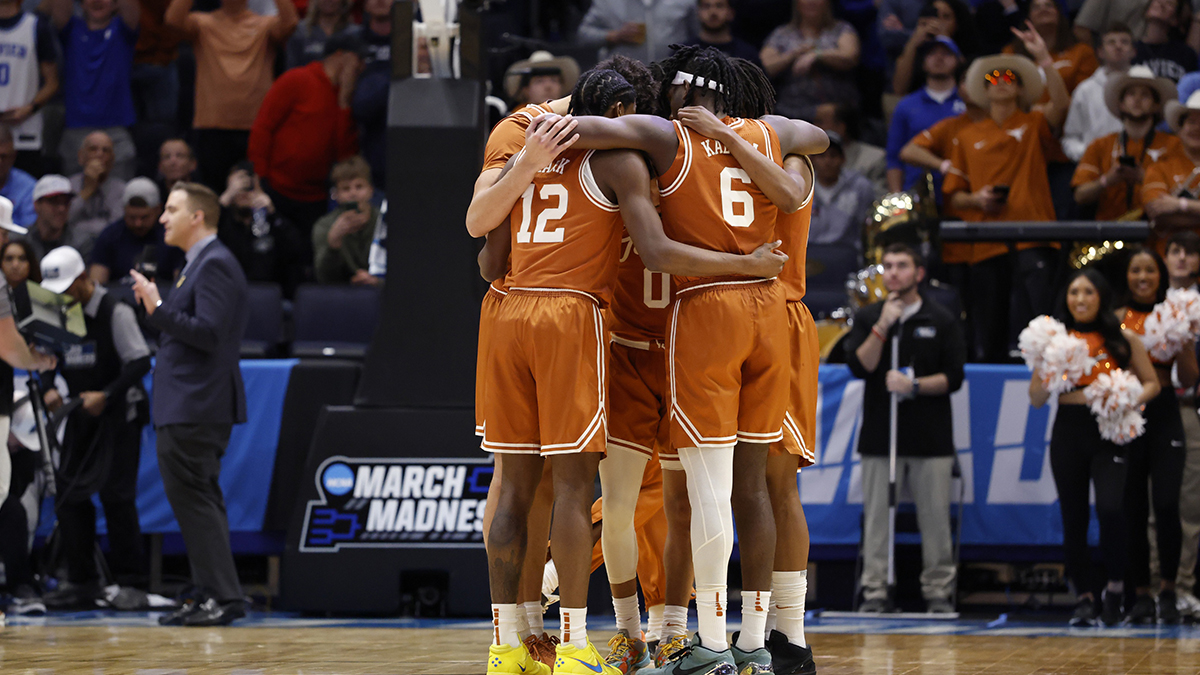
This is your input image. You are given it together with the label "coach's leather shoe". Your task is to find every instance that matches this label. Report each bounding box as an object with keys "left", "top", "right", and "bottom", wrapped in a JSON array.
[
  {"left": 158, "top": 600, "right": 199, "bottom": 626},
  {"left": 766, "top": 630, "right": 816, "bottom": 675},
  {"left": 181, "top": 598, "right": 246, "bottom": 627}
]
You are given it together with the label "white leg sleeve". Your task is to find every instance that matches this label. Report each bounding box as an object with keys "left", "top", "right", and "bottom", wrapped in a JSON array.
[
  {"left": 679, "top": 446, "right": 735, "bottom": 652},
  {"left": 599, "top": 447, "right": 649, "bottom": 585}
]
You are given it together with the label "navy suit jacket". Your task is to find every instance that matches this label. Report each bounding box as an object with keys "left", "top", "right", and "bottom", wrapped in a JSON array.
[{"left": 147, "top": 238, "right": 249, "bottom": 427}]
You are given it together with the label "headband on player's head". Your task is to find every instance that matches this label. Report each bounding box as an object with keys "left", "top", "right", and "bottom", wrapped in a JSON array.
[{"left": 672, "top": 70, "right": 725, "bottom": 93}]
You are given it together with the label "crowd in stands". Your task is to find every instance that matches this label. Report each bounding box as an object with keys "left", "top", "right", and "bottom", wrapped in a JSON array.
[{"left": 0, "top": 0, "right": 389, "bottom": 316}]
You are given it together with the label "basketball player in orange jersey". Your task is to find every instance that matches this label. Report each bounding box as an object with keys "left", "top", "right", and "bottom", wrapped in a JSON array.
[
  {"left": 470, "top": 95, "right": 577, "bottom": 667},
  {"left": 679, "top": 99, "right": 819, "bottom": 675},
  {"left": 480, "top": 67, "right": 788, "bottom": 675},
  {"left": 541, "top": 45, "right": 828, "bottom": 675},
  {"left": 469, "top": 57, "right": 666, "bottom": 670}
]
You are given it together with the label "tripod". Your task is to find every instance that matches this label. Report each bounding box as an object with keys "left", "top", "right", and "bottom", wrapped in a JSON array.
[{"left": 23, "top": 374, "right": 116, "bottom": 594}]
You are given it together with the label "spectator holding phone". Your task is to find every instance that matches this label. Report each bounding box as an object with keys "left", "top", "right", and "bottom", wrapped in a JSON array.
[
  {"left": 943, "top": 23, "right": 1069, "bottom": 362},
  {"left": 311, "top": 156, "right": 379, "bottom": 286},
  {"left": 1073, "top": 66, "right": 1178, "bottom": 221}
]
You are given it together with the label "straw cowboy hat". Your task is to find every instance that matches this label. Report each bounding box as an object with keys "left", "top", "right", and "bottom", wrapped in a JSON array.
[
  {"left": 504, "top": 51, "right": 581, "bottom": 99},
  {"left": 964, "top": 54, "right": 1045, "bottom": 111},
  {"left": 1167, "top": 90, "right": 1200, "bottom": 132},
  {"left": 1104, "top": 65, "right": 1177, "bottom": 119}
]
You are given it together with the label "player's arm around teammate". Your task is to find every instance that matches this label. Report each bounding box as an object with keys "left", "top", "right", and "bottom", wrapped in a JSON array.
[
  {"left": 593, "top": 150, "right": 788, "bottom": 279},
  {"left": 466, "top": 115, "right": 581, "bottom": 237}
]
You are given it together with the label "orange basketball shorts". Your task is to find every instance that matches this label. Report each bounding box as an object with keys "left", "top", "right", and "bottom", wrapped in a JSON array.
[
  {"left": 770, "top": 300, "right": 819, "bottom": 467},
  {"left": 607, "top": 340, "right": 671, "bottom": 462},
  {"left": 668, "top": 279, "right": 788, "bottom": 450},
  {"left": 475, "top": 286, "right": 506, "bottom": 437},
  {"left": 480, "top": 290, "right": 607, "bottom": 456}
]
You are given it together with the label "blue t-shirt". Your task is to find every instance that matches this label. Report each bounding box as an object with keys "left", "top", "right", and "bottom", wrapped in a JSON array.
[
  {"left": 89, "top": 218, "right": 184, "bottom": 282},
  {"left": 0, "top": 167, "right": 36, "bottom": 227},
  {"left": 886, "top": 87, "right": 966, "bottom": 192},
  {"left": 61, "top": 15, "right": 137, "bottom": 128}
]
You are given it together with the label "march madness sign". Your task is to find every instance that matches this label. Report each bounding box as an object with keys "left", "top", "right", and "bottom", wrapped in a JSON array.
[{"left": 299, "top": 456, "right": 493, "bottom": 552}]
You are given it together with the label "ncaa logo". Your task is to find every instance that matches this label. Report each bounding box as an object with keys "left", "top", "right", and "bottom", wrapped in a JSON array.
[{"left": 322, "top": 462, "right": 355, "bottom": 496}]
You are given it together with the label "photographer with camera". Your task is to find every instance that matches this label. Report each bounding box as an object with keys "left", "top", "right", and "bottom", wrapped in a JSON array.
[
  {"left": 36, "top": 246, "right": 151, "bottom": 608},
  {"left": 1144, "top": 91, "right": 1200, "bottom": 250},
  {"left": 217, "top": 162, "right": 304, "bottom": 298},
  {"left": 1073, "top": 67, "right": 1178, "bottom": 223},
  {"left": 942, "top": 25, "right": 1068, "bottom": 362}
]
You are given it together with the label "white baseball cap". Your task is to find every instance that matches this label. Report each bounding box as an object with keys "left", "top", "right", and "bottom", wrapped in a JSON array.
[
  {"left": 123, "top": 177, "right": 160, "bottom": 208},
  {"left": 33, "top": 174, "right": 73, "bottom": 202},
  {"left": 40, "top": 246, "right": 86, "bottom": 294},
  {"left": 0, "top": 195, "right": 26, "bottom": 235}
]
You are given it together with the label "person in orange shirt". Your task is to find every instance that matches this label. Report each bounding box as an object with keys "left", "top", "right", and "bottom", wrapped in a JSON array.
[
  {"left": 1143, "top": 91, "right": 1200, "bottom": 252},
  {"left": 1072, "top": 66, "right": 1179, "bottom": 221},
  {"left": 943, "top": 24, "right": 1069, "bottom": 363},
  {"left": 1003, "top": 0, "right": 1098, "bottom": 98},
  {"left": 898, "top": 68, "right": 987, "bottom": 235}
]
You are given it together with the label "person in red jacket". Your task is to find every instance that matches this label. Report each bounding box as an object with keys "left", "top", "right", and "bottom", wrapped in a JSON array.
[{"left": 248, "top": 31, "right": 362, "bottom": 260}]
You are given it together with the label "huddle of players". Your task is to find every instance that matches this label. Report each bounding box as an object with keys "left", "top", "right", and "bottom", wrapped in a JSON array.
[{"left": 467, "top": 45, "right": 829, "bottom": 675}]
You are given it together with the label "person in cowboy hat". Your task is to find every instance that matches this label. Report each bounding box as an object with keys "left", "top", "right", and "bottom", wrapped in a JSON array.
[
  {"left": 504, "top": 51, "right": 581, "bottom": 108},
  {"left": 1072, "top": 65, "right": 1179, "bottom": 222},
  {"left": 1142, "top": 90, "right": 1200, "bottom": 247},
  {"left": 942, "top": 21, "right": 1069, "bottom": 363}
]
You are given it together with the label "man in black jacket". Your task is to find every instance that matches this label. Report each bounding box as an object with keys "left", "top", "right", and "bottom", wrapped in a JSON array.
[
  {"left": 37, "top": 246, "right": 152, "bottom": 607},
  {"left": 130, "top": 182, "right": 249, "bottom": 627},
  {"left": 843, "top": 243, "right": 966, "bottom": 613}
]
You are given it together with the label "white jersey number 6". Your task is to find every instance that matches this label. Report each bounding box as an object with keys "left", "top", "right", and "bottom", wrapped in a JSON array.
[{"left": 720, "top": 167, "right": 754, "bottom": 228}]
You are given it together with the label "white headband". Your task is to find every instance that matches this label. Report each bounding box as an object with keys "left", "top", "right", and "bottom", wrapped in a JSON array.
[{"left": 672, "top": 70, "right": 725, "bottom": 93}]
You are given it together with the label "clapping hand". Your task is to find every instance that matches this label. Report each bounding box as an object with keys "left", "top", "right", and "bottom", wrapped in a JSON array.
[{"left": 130, "top": 269, "right": 162, "bottom": 315}]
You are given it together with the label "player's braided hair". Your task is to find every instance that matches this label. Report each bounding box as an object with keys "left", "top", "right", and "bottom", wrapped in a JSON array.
[
  {"left": 730, "top": 57, "right": 776, "bottom": 119},
  {"left": 567, "top": 68, "right": 636, "bottom": 117},
  {"left": 596, "top": 54, "right": 659, "bottom": 116},
  {"left": 651, "top": 44, "right": 746, "bottom": 119}
]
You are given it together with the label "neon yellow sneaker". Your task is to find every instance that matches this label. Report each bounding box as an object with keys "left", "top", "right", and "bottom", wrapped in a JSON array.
[
  {"left": 487, "top": 642, "right": 552, "bottom": 675},
  {"left": 553, "top": 639, "right": 622, "bottom": 675}
]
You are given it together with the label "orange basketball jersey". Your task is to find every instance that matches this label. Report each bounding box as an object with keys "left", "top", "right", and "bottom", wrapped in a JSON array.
[
  {"left": 506, "top": 148, "right": 625, "bottom": 304},
  {"left": 777, "top": 156, "right": 816, "bottom": 303},
  {"left": 609, "top": 235, "right": 674, "bottom": 348},
  {"left": 657, "top": 117, "right": 783, "bottom": 290}
]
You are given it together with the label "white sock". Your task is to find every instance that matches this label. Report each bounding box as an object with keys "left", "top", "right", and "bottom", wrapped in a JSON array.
[
  {"left": 613, "top": 593, "right": 641, "bottom": 636},
  {"left": 522, "top": 601, "right": 544, "bottom": 636},
  {"left": 646, "top": 604, "right": 665, "bottom": 642},
  {"left": 736, "top": 591, "right": 770, "bottom": 651},
  {"left": 543, "top": 560, "right": 559, "bottom": 596},
  {"left": 516, "top": 603, "right": 533, "bottom": 640},
  {"left": 561, "top": 607, "right": 589, "bottom": 649},
  {"left": 492, "top": 603, "right": 522, "bottom": 647},
  {"left": 679, "top": 446, "right": 735, "bottom": 652},
  {"left": 772, "top": 570, "right": 807, "bottom": 646},
  {"left": 662, "top": 604, "right": 689, "bottom": 638},
  {"left": 764, "top": 597, "right": 778, "bottom": 635}
]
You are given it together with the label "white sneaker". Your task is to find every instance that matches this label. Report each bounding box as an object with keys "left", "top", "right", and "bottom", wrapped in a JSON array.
[{"left": 1176, "top": 591, "right": 1200, "bottom": 618}]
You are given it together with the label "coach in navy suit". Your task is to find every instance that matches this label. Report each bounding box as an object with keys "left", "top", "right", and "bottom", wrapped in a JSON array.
[{"left": 130, "top": 182, "right": 249, "bottom": 627}]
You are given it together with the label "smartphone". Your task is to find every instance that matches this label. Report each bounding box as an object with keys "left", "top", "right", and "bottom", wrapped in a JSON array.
[
  {"left": 1119, "top": 155, "right": 1137, "bottom": 167},
  {"left": 992, "top": 185, "right": 1010, "bottom": 203}
]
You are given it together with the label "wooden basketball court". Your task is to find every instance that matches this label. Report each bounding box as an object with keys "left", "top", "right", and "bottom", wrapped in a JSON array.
[{"left": 2, "top": 614, "right": 1199, "bottom": 674}]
